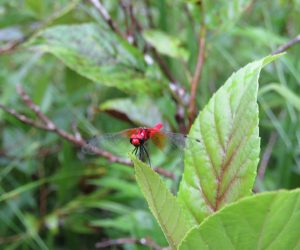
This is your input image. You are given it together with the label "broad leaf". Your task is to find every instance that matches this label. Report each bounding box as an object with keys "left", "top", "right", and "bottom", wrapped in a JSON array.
[
  {"left": 143, "top": 29, "right": 188, "bottom": 61},
  {"left": 131, "top": 156, "right": 192, "bottom": 250},
  {"left": 100, "top": 97, "right": 164, "bottom": 127},
  {"left": 178, "top": 54, "right": 282, "bottom": 224},
  {"left": 27, "top": 23, "right": 165, "bottom": 94},
  {"left": 179, "top": 189, "right": 300, "bottom": 250}
]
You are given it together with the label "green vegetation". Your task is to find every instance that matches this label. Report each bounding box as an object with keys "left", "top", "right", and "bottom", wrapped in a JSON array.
[{"left": 1, "top": 1, "right": 300, "bottom": 249}]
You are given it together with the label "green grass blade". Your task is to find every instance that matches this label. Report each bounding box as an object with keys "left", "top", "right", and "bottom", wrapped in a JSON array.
[{"left": 259, "top": 83, "right": 300, "bottom": 112}]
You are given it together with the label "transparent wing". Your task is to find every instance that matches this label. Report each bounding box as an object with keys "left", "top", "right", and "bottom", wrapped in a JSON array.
[
  {"left": 82, "top": 128, "right": 139, "bottom": 156},
  {"left": 150, "top": 130, "right": 201, "bottom": 151},
  {"left": 147, "top": 130, "right": 201, "bottom": 170}
]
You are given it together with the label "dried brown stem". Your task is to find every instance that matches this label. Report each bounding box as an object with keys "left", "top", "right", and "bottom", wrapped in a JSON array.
[
  {"left": 0, "top": 39, "right": 24, "bottom": 55},
  {"left": 144, "top": 0, "right": 154, "bottom": 27},
  {"left": 188, "top": 20, "right": 206, "bottom": 126},
  {"left": 39, "top": 165, "right": 47, "bottom": 216},
  {"left": 0, "top": 104, "right": 48, "bottom": 130},
  {"left": 0, "top": 234, "right": 26, "bottom": 244},
  {"left": 119, "top": 0, "right": 130, "bottom": 34},
  {"left": 118, "top": 0, "right": 135, "bottom": 44},
  {"left": 272, "top": 34, "right": 300, "bottom": 55},
  {"left": 0, "top": 85, "right": 175, "bottom": 180},
  {"left": 95, "top": 237, "right": 170, "bottom": 250},
  {"left": 16, "top": 85, "right": 55, "bottom": 128},
  {"left": 153, "top": 51, "right": 177, "bottom": 83},
  {"left": 258, "top": 111, "right": 285, "bottom": 181}
]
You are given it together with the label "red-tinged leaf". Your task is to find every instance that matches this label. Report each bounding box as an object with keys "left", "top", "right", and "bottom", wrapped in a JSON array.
[{"left": 178, "top": 54, "right": 283, "bottom": 225}]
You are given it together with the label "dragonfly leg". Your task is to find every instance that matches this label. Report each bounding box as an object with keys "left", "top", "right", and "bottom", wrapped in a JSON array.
[
  {"left": 141, "top": 144, "right": 151, "bottom": 167},
  {"left": 138, "top": 145, "right": 147, "bottom": 163},
  {"left": 139, "top": 146, "right": 143, "bottom": 161},
  {"left": 132, "top": 147, "right": 138, "bottom": 155}
]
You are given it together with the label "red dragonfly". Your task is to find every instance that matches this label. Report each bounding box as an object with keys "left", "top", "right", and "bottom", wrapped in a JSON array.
[{"left": 82, "top": 123, "right": 200, "bottom": 165}]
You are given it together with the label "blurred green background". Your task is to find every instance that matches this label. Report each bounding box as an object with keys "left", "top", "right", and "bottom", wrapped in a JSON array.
[{"left": 0, "top": 0, "right": 300, "bottom": 249}]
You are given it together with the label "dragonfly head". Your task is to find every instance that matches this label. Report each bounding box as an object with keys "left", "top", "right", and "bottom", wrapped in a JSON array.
[
  {"left": 130, "top": 129, "right": 147, "bottom": 147},
  {"left": 130, "top": 138, "right": 144, "bottom": 147}
]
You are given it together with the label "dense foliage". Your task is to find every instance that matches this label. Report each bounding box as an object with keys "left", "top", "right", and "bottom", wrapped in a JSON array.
[{"left": 0, "top": 1, "right": 300, "bottom": 249}]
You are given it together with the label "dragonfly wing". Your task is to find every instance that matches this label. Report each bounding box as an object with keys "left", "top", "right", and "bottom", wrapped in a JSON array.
[
  {"left": 82, "top": 128, "right": 139, "bottom": 155},
  {"left": 160, "top": 131, "right": 201, "bottom": 151},
  {"left": 151, "top": 131, "right": 167, "bottom": 150}
]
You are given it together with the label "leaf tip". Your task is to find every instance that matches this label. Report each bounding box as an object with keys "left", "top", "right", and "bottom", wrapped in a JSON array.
[{"left": 262, "top": 52, "right": 285, "bottom": 66}]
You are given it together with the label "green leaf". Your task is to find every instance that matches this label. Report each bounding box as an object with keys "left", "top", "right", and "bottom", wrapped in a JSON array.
[
  {"left": 143, "top": 29, "right": 189, "bottom": 61},
  {"left": 100, "top": 97, "right": 165, "bottom": 127},
  {"left": 25, "top": 0, "right": 45, "bottom": 18},
  {"left": 259, "top": 84, "right": 300, "bottom": 112},
  {"left": 179, "top": 189, "right": 300, "bottom": 250},
  {"left": 131, "top": 155, "right": 192, "bottom": 250},
  {"left": 27, "top": 23, "right": 165, "bottom": 95},
  {"left": 178, "top": 54, "right": 283, "bottom": 225}
]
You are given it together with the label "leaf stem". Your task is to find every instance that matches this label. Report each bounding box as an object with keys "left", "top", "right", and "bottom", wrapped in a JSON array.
[{"left": 188, "top": 4, "right": 206, "bottom": 127}]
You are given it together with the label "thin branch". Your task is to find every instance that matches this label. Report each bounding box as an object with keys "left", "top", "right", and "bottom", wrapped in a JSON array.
[
  {"left": 153, "top": 51, "right": 178, "bottom": 83},
  {"left": 16, "top": 84, "right": 55, "bottom": 129},
  {"left": 88, "top": 0, "right": 126, "bottom": 39},
  {"left": 0, "top": 234, "right": 26, "bottom": 244},
  {"left": 272, "top": 34, "right": 300, "bottom": 55},
  {"left": 119, "top": 0, "right": 130, "bottom": 35},
  {"left": 128, "top": 2, "right": 136, "bottom": 42},
  {"left": 258, "top": 111, "right": 286, "bottom": 180},
  {"left": 0, "top": 39, "right": 24, "bottom": 55},
  {"left": 39, "top": 165, "right": 47, "bottom": 216},
  {"left": 188, "top": 6, "right": 206, "bottom": 126},
  {"left": 95, "top": 237, "right": 170, "bottom": 250},
  {"left": 144, "top": 0, "right": 154, "bottom": 27},
  {"left": 258, "top": 131, "right": 278, "bottom": 180},
  {"left": 0, "top": 104, "right": 48, "bottom": 130},
  {"left": 0, "top": 85, "right": 175, "bottom": 180}
]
